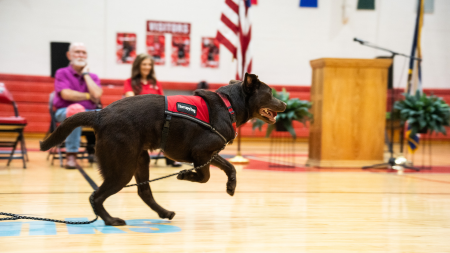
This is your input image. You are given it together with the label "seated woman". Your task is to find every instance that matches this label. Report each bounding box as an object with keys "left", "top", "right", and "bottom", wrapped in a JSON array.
[{"left": 124, "top": 53, "right": 181, "bottom": 167}]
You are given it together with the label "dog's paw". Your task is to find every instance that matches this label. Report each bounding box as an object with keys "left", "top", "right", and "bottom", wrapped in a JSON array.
[
  {"left": 177, "top": 170, "right": 189, "bottom": 180},
  {"left": 159, "top": 211, "right": 176, "bottom": 220},
  {"left": 104, "top": 217, "right": 126, "bottom": 226},
  {"left": 226, "top": 177, "right": 236, "bottom": 196}
]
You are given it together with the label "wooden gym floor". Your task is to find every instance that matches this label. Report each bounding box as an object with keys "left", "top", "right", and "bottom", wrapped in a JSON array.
[{"left": 1, "top": 138, "right": 450, "bottom": 252}]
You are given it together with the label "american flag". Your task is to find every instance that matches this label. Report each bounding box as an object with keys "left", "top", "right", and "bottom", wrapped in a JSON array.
[{"left": 216, "top": 0, "right": 253, "bottom": 80}]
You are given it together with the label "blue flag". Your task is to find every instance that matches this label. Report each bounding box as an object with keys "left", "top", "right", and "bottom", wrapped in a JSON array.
[
  {"left": 406, "top": 125, "right": 419, "bottom": 153},
  {"left": 300, "top": 0, "right": 318, "bottom": 8}
]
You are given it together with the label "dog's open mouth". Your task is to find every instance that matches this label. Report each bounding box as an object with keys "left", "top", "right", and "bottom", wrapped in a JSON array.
[{"left": 259, "top": 108, "right": 278, "bottom": 123}]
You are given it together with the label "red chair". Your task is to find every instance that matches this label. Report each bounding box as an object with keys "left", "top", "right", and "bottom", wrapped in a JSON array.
[{"left": 0, "top": 83, "right": 28, "bottom": 168}]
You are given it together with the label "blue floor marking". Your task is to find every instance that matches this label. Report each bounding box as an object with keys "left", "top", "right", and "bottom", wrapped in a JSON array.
[
  {"left": 0, "top": 218, "right": 181, "bottom": 236},
  {"left": 65, "top": 218, "right": 126, "bottom": 234},
  {"left": 0, "top": 222, "right": 21, "bottom": 237},
  {"left": 28, "top": 221, "right": 57, "bottom": 236},
  {"left": 127, "top": 219, "right": 182, "bottom": 233}
]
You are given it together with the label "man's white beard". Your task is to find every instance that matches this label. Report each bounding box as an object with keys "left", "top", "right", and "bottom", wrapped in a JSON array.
[{"left": 72, "top": 58, "right": 86, "bottom": 67}]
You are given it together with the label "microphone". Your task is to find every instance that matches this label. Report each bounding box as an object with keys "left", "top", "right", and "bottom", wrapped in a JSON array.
[{"left": 353, "top": 38, "right": 366, "bottom": 44}]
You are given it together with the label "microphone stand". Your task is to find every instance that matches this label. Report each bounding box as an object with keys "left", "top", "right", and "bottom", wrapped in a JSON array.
[{"left": 354, "top": 38, "right": 422, "bottom": 172}]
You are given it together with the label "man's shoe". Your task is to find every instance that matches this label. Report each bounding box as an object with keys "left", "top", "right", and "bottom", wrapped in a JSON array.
[
  {"left": 65, "top": 153, "right": 78, "bottom": 169},
  {"left": 170, "top": 162, "right": 182, "bottom": 167}
]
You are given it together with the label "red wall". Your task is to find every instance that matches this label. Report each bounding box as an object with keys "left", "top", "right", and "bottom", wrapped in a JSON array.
[{"left": 1, "top": 73, "right": 449, "bottom": 140}]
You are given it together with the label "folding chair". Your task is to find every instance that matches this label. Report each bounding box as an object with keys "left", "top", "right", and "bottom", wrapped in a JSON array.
[
  {"left": 46, "top": 92, "right": 96, "bottom": 167},
  {"left": 0, "top": 83, "right": 28, "bottom": 168}
]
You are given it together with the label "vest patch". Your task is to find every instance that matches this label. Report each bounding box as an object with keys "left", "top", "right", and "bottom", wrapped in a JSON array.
[
  {"left": 166, "top": 95, "right": 210, "bottom": 123},
  {"left": 176, "top": 102, "right": 197, "bottom": 116}
]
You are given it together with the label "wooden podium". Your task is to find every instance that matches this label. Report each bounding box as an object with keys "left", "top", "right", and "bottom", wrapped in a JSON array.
[{"left": 307, "top": 58, "right": 392, "bottom": 167}]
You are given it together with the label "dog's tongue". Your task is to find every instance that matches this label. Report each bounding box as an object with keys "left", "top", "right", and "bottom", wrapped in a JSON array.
[
  {"left": 268, "top": 110, "right": 277, "bottom": 118},
  {"left": 268, "top": 110, "right": 277, "bottom": 122}
]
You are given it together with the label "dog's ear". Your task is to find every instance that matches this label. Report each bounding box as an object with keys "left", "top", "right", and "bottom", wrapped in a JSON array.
[{"left": 242, "top": 73, "right": 260, "bottom": 94}]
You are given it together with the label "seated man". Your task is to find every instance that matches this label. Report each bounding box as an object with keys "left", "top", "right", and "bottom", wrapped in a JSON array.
[{"left": 53, "top": 42, "right": 103, "bottom": 169}]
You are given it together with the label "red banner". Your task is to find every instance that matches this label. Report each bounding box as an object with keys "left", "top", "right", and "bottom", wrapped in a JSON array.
[
  {"left": 201, "top": 37, "right": 220, "bottom": 68},
  {"left": 146, "top": 34, "right": 165, "bottom": 65},
  {"left": 171, "top": 35, "right": 190, "bottom": 67},
  {"left": 116, "top": 33, "right": 136, "bottom": 64}
]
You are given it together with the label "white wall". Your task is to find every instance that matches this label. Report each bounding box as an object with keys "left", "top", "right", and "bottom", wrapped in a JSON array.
[{"left": 0, "top": 0, "right": 449, "bottom": 88}]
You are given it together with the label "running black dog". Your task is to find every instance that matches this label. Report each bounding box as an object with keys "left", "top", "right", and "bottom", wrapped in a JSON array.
[{"left": 40, "top": 73, "right": 286, "bottom": 226}]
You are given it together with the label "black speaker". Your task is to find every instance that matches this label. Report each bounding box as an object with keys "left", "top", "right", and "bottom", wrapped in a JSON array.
[
  {"left": 376, "top": 55, "right": 393, "bottom": 89},
  {"left": 50, "top": 42, "right": 70, "bottom": 77}
]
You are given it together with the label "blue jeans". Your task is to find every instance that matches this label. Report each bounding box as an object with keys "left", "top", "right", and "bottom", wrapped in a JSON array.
[{"left": 55, "top": 108, "right": 99, "bottom": 153}]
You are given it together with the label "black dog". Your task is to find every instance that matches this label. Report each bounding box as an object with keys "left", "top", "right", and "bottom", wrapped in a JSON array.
[{"left": 40, "top": 73, "right": 286, "bottom": 226}]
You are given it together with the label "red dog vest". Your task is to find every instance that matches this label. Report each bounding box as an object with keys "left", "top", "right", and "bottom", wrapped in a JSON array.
[
  {"left": 160, "top": 94, "right": 236, "bottom": 151},
  {"left": 166, "top": 95, "right": 210, "bottom": 123}
]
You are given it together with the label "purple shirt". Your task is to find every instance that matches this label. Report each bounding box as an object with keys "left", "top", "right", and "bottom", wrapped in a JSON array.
[{"left": 53, "top": 65, "right": 102, "bottom": 109}]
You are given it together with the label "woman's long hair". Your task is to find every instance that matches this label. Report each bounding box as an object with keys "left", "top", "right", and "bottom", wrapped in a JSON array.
[{"left": 131, "top": 53, "right": 157, "bottom": 95}]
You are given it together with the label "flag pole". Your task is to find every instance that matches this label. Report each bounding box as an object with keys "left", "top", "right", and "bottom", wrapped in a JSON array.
[
  {"left": 406, "top": 0, "right": 424, "bottom": 94},
  {"left": 229, "top": 126, "right": 249, "bottom": 164},
  {"left": 229, "top": 56, "right": 249, "bottom": 164},
  {"left": 217, "top": 0, "right": 252, "bottom": 164}
]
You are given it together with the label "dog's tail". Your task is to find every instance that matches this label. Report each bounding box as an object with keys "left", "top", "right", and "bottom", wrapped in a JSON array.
[{"left": 40, "top": 111, "right": 98, "bottom": 151}]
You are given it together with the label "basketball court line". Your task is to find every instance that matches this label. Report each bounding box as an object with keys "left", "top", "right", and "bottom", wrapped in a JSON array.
[
  {"left": 77, "top": 166, "right": 98, "bottom": 190},
  {"left": 246, "top": 155, "right": 306, "bottom": 167},
  {"left": 400, "top": 175, "right": 450, "bottom": 185}
]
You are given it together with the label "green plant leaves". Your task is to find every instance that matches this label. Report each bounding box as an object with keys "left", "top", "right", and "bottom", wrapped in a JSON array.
[
  {"left": 432, "top": 114, "right": 443, "bottom": 123},
  {"left": 265, "top": 124, "right": 275, "bottom": 138},
  {"left": 394, "top": 91, "right": 450, "bottom": 136},
  {"left": 282, "top": 120, "right": 297, "bottom": 140},
  {"left": 252, "top": 118, "right": 265, "bottom": 131}
]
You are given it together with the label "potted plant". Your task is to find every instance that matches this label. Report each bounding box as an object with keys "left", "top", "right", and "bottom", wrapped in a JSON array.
[
  {"left": 252, "top": 88, "right": 313, "bottom": 139},
  {"left": 393, "top": 91, "right": 450, "bottom": 135}
]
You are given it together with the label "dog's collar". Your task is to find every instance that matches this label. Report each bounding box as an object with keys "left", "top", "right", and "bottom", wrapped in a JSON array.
[{"left": 217, "top": 93, "right": 237, "bottom": 136}]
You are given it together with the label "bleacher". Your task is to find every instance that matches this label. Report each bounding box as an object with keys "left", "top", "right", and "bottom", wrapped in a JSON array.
[{"left": 0, "top": 73, "right": 449, "bottom": 140}]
